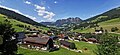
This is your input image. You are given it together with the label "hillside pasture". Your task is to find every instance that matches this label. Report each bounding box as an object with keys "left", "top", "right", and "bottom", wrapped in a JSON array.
[{"left": 73, "top": 18, "right": 120, "bottom": 33}]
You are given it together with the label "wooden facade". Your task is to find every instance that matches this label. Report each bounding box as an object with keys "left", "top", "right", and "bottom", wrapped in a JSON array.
[{"left": 23, "top": 37, "right": 54, "bottom": 49}]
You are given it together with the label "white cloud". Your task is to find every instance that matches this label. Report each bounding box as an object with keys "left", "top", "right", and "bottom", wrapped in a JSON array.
[
  {"left": 54, "top": 1, "right": 58, "bottom": 4},
  {"left": 43, "top": 12, "right": 55, "bottom": 19},
  {"left": 34, "top": 5, "right": 46, "bottom": 16},
  {"left": 34, "top": 4, "right": 45, "bottom": 10},
  {"left": 34, "top": 4, "right": 55, "bottom": 19},
  {"left": 0, "top": 5, "right": 37, "bottom": 20},
  {"left": 38, "top": 13, "right": 44, "bottom": 16},
  {"left": 25, "top": 1, "right": 31, "bottom": 4}
]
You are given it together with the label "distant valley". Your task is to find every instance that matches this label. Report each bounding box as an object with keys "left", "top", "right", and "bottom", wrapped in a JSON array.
[{"left": 41, "top": 7, "right": 120, "bottom": 33}]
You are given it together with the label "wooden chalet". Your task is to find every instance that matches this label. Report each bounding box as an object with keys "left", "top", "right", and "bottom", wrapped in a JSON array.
[{"left": 23, "top": 37, "right": 54, "bottom": 50}]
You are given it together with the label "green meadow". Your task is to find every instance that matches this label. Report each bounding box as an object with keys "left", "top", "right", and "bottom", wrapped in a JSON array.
[{"left": 18, "top": 41, "right": 97, "bottom": 55}]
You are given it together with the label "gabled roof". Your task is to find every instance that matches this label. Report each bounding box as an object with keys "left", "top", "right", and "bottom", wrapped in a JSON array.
[
  {"left": 24, "top": 37, "right": 50, "bottom": 45},
  {"left": 16, "top": 32, "right": 26, "bottom": 39}
]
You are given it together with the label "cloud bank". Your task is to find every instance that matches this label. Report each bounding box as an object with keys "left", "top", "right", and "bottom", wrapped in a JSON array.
[
  {"left": 24, "top": 0, "right": 55, "bottom": 21},
  {"left": 34, "top": 4, "right": 55, "bottom": 19}
]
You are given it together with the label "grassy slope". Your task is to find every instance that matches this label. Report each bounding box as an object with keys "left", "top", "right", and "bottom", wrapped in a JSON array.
[
  {"left": 18, "top": 41, "right": 97, "bottom": 55},
  {"left": 0, "top": 14, "right": 49, "bottom": 32},
  {"left": 99, "top": 18, "right": 120, "bottom": 33},
  {"left": 73, "top": 18, "right": 120, "bottom": 33},
  {"left": 69, "top": 41, "right": 97, "bottom": 55}
]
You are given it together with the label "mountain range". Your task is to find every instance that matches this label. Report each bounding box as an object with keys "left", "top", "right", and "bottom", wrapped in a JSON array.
[{"left": 41, "top": 17, "right": 82, "bottom": 27}]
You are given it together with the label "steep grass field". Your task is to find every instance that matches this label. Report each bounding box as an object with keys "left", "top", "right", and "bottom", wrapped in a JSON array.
[
  {"left": 0, "top": 14, "right": 49, "bottom": 32},
  {"left": 73, "top": 18, "right": 120, "bottom": 33}
]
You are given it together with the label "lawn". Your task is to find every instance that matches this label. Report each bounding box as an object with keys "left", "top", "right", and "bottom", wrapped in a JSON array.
[
  {"left": 18, "top": 47, "right": 81, "bottom": 55},
  {"left": 69, "top": 41, "right": 97, "bottom": 55},
  {"left": 18, "top": 41, "right": 97, "bottom": 55}
]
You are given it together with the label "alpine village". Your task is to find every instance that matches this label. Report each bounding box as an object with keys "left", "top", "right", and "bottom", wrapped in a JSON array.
[{"left": 0, "top": 0, "right": 120, "bottom": 55}]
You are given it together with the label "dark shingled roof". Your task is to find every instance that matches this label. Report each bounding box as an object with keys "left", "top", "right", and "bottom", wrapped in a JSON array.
[
  {"left": 16, "top": 32, "right": 26, "bottom": 39},
  {"left": 24, "top": 37, "right": 50, "bottom": 45}
]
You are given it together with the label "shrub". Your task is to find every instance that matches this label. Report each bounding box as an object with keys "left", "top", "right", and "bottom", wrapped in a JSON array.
[
  {"left": 70, "top": 43, "right": 76, "bottom": 49},
  {"left": 111, "top": 27, "right": 119, "bottom": 32},
  {"left": 96, "top": 34, "right": 119, "bottom": 55}
]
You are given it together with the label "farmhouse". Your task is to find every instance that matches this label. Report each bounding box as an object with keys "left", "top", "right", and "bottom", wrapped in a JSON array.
[{"left": 23, "top": 37, "right": 54, "bottom": 50}]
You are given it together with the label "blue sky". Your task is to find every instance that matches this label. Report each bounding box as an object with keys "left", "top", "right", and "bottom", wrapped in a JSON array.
[{"left": 0, "top": 0, "right": 120, "bottom": 22}]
